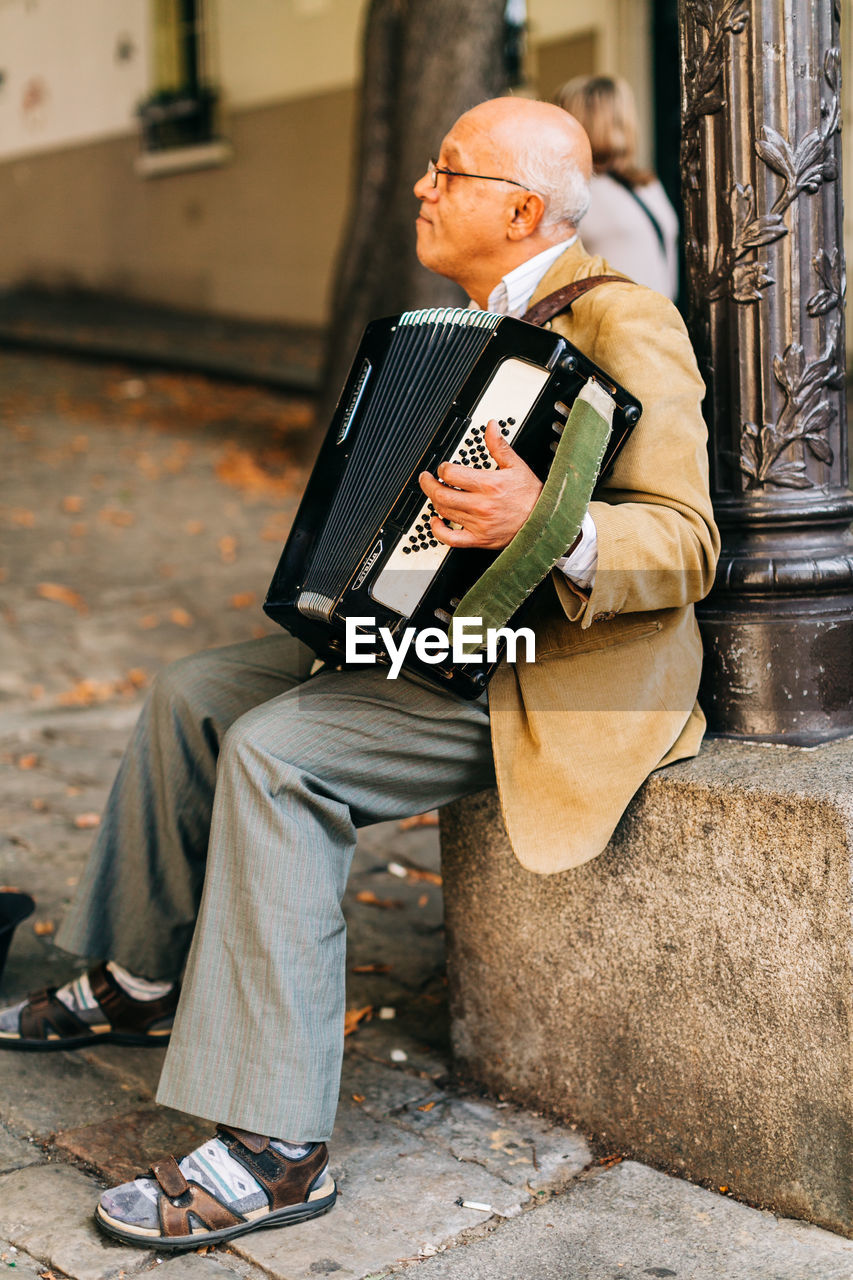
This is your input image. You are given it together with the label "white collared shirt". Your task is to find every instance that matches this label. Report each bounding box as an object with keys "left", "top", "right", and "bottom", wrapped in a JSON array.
[{"left": 470, "top": 236, "right": 598, "bottom": 591}]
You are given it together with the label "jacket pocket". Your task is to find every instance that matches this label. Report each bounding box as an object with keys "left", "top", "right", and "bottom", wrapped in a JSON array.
[{"left": 533, "top": 614, "right": 662, "bottom": 660}]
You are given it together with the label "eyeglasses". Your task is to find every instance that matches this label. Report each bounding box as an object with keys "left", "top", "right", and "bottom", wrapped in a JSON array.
[{"left": 427, "top": 157, "right": 530, "bottom": 191}]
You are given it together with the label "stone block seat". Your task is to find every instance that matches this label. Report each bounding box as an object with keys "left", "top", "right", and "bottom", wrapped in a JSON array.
[{"left": 440, "top": 735, "right": 853, "bottom": 1237}]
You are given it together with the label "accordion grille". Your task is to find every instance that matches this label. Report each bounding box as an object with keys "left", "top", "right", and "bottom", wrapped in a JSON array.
[{"left": 301, "top": 308, "right": 500, "bottom": 614}]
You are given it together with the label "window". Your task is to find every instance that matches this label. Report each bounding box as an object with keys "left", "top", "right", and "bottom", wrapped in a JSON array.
[{"left": 138, "top": 0, "right": 218, "bottom": 153}]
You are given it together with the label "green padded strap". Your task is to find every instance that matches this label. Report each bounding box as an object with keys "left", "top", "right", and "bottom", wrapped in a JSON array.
[{"left": 449, "top": 378, "right": 614, "bottom": 654}]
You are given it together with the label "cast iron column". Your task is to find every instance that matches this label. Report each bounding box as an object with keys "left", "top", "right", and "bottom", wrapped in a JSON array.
[{"left": 679, "top": 0, "right": 853, "bottom": 743}]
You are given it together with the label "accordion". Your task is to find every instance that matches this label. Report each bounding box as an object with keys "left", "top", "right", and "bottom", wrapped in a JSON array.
[{"left": 264, "top": 307, "right": 642, "bottom": 698}]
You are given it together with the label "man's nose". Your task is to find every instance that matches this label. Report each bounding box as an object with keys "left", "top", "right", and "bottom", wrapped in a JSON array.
[{"left": 413, "top": 170, "right": 436, "bottom": 200}]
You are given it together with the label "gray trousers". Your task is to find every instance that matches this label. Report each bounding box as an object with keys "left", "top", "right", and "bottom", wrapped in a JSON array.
[{"left": 56, "top": 634, "right": 494, "bottom": 1141}]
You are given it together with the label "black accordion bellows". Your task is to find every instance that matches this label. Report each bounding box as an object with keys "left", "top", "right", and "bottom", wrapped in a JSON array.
[
  {"left": 264, "top": 306, "right": 642, "bottom": 697},
  {"left": 301, "top": 309, "right": 501, "bottom": 617}
]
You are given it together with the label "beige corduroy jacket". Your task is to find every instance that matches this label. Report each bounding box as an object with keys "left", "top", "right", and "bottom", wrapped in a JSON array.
[{"left": 488, "top": 240, "right": 720, "bottom": 873}]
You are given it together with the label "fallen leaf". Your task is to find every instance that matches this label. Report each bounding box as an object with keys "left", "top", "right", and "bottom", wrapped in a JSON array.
[
  {"left": 185, "top": 519, "right": 205, "bottom": 535},
  {"left": 387, "top": 860, "right": 442, "bottom": 886},
  {"left": 169, "top": 608, "right": 194, "bottom": 628},
  {"left": 352, "top": 1094, "right": 365, "bottom": 1103},
  {"left": 135, "top": 453, "right": 160, "bottom": 479},
  {"left": 344, "top": 1005, "right": 372, "bottom": 1036},
  {"left": 229, "top": 592, "right": 255, "bottom": 610},
  {"left": 350, "top": 963, "right": 392, "bottom": 974},
  {"left": 56, "top": 670, "right": 149, "bottom": 707},
  {"left": 598, "top": 1153, "right": 623, "bottom": 1169},
  {"left": 31, "top": 798, "right": 47, "bottom": 812},
  {"left": 399, "top": 811, "right": 439, "bottom": 830},
  {"left": 74, "top": 812, "right": 101, "bottom": 829},
  {"left": 37, "top": 582, "right": 89, "bottom": 614},
  {"left": 98, "top": 507, "right": 135, "bottom": 527},
  {"left": 33, "top": 920, "right": 55, "bottom": 936},
  {"left": 138, "top": 614, "right": 160, "bottom": 630},
  {"left": 69, "top": 522, "right": 88, "bottom": 537},
  {"left": 17, "top": 754, "right": 38, "bottom": 770},
  {"left": 9, "top": 508, "right": 35, "bottom": 527},
  {"left": 61, "top": 495, "right": 84, "bottom": 513},
  {"left": 163, "top": 443, "right": 191, "bottom": 474},
  {"left": 218, "top": 535, "right": 237, "bottom": 564},
  {"left": 417, "top": 893, "right": 429, "bottom": 908},
  {"left": 355, "top": 890, "right": 404, "bottom": 910},
  {"left": 417, "top": 1101, "right": 438, "bottom": 1113},
  {"left": 216, "top": 445, "right": 297, "bottom": 498}
]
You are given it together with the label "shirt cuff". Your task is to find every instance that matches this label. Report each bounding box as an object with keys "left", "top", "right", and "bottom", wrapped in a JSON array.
[{"left": 555, "top": 510, "right": 598, "bottom": 590}]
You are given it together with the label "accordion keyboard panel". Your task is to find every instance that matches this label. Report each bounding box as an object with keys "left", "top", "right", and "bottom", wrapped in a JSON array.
[{"left": 369, "top": 357, "right": 551, "bottom": 615}]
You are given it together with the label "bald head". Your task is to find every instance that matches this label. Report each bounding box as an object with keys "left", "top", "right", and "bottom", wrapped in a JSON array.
[
  {"left": 454, "top": 97, "right": 593, "bottom": 230},
  {"left": 413, "top": 96, "right": 593, "bottom": 305},
  {"left": 457, "top": 98, "right": 592, "bottom": 180}
]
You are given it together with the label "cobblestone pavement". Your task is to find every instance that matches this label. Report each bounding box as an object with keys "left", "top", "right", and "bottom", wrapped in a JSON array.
[{"left": 1, "top": 350, "right": 853, "bottom": 1280}]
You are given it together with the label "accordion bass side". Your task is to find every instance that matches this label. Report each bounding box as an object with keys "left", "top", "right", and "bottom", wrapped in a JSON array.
[{"left": 264, "top": 307, "right": 642, "bottom": 698}]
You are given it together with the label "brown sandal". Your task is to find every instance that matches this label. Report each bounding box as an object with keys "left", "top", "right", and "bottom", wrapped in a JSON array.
[
  {"left": 94, "top": 1126, "right": 336, "bottom": 1249},
  {"left": 0, "top": 962, "right": 178, "bottom": 1050}
]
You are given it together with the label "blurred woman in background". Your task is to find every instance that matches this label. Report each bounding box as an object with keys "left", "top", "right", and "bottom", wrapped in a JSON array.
[{"left": 555, "top": 74, "right": 679, "bottom": 300}]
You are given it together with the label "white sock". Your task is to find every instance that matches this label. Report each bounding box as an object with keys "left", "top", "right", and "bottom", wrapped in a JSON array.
[{"left": 55, "top": 963, "right": 174, "bottom": 1024}]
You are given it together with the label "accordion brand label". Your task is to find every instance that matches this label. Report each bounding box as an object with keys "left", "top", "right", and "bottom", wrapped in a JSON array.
[
  {"left": 337, "top": 359, "right": 372, "bottom": 445},
  {"left": 354, "top": 537, "right": 383, "bottom": 590}
]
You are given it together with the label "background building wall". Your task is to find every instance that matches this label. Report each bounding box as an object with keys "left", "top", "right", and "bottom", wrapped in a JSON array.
[{"left": 0, "top": 0, "right": 790, "bottom": 332}]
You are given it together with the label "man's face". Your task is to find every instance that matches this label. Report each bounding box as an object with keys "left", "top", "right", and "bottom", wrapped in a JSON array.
[{"left": 413, "top": 113, "right": 518, "bottom": 291}]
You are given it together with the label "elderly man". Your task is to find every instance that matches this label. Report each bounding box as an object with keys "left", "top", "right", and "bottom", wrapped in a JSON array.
[{"left": 0, "top": 98, "right": 718, "bottom": 1249}]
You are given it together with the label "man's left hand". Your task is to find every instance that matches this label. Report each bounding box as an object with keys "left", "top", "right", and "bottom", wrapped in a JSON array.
[{"left": 418, "top": 419, "right": 543, "bottom": 550}]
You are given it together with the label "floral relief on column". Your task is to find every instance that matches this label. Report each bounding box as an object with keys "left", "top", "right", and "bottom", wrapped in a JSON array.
[{"left": 681, "top": 0, "right": 846, "bottom": 493}]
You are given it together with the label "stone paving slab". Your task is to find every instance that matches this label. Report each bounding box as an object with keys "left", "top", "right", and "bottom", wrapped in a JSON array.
[
  {"left": 385, "top": 1160, "right": 853, "bottom": 1280},
  {"left": 0, "top": 1240, "right": 46, "bottom": 1280},
  {"left": 155, "top": 1254, "right": 266, "bottom": 1280},
  {"left": 0, "top": 1127, "right": 45, "bottom": 1175},
  {"left": 0, "top": 1164, "right": 146, "bottom": 1280},
  {"left": 382, "top": 1094, "right": 591, "bottom": 1193},
  {"left": 0, "top": 1051, "right": 155, "bottom": 1138},
  {"left": 51, "top": 1107, "right": 213, "bottom": 1186}
]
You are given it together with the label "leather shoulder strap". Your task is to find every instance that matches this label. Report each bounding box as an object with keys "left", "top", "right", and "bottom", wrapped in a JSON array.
[{"left": 522, "top": 274, "right": 631, "bottom": 327}]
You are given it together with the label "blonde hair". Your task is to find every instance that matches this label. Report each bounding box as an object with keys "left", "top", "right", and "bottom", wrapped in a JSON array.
[{"left": 554, "top": 75, "right": 653, "bottom": 188}]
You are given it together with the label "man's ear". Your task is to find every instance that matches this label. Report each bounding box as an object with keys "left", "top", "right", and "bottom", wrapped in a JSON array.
[{"left": 507, "top": 192, "right": 546, "bottom": 241}]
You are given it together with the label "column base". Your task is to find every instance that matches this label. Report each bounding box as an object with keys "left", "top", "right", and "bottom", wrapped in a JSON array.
[{"left": 697, "top": 596, "right": 853, "bottom": 743}]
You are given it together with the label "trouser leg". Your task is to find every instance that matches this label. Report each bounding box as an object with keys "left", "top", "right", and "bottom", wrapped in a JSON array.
[
  {"left": 55, "top": 635, "right": 316, "bottom": 980},
  {"left": 155, "top": 663, "right": 495, "bottom": 1141}
]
